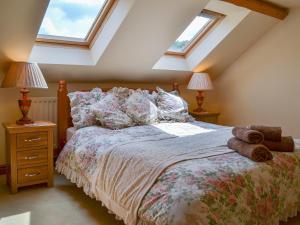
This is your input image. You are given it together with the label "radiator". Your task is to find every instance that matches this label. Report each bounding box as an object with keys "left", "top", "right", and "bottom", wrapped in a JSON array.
[{"left": 29, "top": 97, "right": 57, "bottom": 148}]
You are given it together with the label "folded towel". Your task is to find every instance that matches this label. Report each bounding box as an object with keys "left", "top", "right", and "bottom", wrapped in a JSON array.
[
  {"left": 263, "top": 136, "right": 295, "bottom": 152},
  {"left": 232, "top": 127, "right": 264, "bottom": 144},
  {"left": 248, "top": 125, "right": 282, "bottom": 141},
  {"left": 227, "top": 137, "right": 273, "bottom": 162}
]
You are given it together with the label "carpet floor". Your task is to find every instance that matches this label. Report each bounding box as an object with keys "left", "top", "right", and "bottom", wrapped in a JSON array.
[{"left": 0, "top": 174, "right": 300, "bottom": 225}]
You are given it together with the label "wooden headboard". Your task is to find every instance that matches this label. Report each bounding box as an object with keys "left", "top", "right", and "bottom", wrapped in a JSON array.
[{"left": 56, "top": 80, "right": 180, "bottom": 155}]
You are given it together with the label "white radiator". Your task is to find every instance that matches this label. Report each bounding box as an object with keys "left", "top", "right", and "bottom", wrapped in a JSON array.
[{"left": 29, "top": 97, "right": 57, "bottom": 148}]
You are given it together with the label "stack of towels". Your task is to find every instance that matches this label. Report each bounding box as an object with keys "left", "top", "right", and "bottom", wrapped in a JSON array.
[{"left": 228, "top": 125, "right": 295, "bottom": 162}]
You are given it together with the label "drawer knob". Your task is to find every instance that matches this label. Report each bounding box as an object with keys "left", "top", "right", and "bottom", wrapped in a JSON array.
[
  {"left": 25, "top": 172, "right": 40, "bottom": 177},
  {"left": 25, "top": 137, "right": 41, "bottom": 142},
  {"left": 24, "top": 155, "right": 39, "bottom": 160}
]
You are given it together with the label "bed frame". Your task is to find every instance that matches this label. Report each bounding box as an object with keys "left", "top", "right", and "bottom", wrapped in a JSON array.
[{"left": 56, "top": 80, "right": 180, "bottom": 156}]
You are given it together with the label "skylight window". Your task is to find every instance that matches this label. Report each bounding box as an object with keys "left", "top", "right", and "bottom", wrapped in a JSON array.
[
  {"left": 37, "top": 0, "right": 115, "bottom": 47},
  {"left": 166, "top": 10, "right": 223, "bottom": 56}
]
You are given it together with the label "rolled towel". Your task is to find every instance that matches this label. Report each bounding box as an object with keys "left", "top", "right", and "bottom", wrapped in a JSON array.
[
  {"left": 263, "top": 136, "right": 295, "bottom": 152},
  {"left": 248, "top": 125, "right": 282, "bottom": 141},
  {"left": 228, "top": 137, "right": 273, "bottom": 162},
  {"left": 232, "top": 127, "right": 264, "bottom": 144}
]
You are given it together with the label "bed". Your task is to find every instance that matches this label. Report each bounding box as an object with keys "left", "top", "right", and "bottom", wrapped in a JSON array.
[{"left": 56, "top": 80, "right": 300, "bottom": 225}]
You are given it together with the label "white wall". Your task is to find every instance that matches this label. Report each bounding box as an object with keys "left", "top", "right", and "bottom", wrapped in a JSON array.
[{"left": 213, "top": 8, "right": 300, "bottom": 138}]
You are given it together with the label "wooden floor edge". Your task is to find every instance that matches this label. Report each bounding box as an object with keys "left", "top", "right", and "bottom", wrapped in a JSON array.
[
  {"left": 0, "top": 164, "right": 7, "bottom": 175},
  {"left": 222, "top": 0, "right": 289, "bottom": 20}
]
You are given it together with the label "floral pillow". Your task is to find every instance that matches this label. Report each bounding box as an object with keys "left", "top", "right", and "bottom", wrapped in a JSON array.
[
  {"left": 156, "top": 87, "right": 194, "bottom": 122},
  {"left": 142, "top": 89, "right": 158, "bottom": 104},
  {"left": 68, "top": 88, "right": 103, "bottom": 130},
  {"left": 68, "top": 88, "right": 102, "bottom": 107},
  {"left": 108, "top": 87, "right": 133, "bottom": 111},
  {"left": 125, "top": 90, "right": 158, "bottom": 125},
  {"left": 92, "top": 93, "right": 134, "bottom": 130}
]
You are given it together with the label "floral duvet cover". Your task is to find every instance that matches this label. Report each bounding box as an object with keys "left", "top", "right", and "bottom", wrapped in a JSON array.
[{"left": 56, "top": 122, "right": 300, "bottom": 225}]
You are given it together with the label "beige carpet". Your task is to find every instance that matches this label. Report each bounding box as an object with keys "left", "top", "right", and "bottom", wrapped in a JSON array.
[{"left": 0, "top": 174, "right": 300, "bottom": 225}]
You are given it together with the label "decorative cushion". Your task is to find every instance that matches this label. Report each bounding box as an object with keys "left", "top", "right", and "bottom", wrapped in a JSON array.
[
  {"left": 92, "top": 93, "right": 134, "bottom": 129},
  {"left": 142, "top": 90, "right": 158, "bottom": 104},
  {"left": 125, "top": 90, "right": 158, "bottom": 125},
  {"left": 156, "top": 87, "right": 194, "bottom": 122},
  {"left": 68, "top": 88, "right": 103, "bottom": 130},
  {"left": 108, "top": 87, "right": 133, "bottom": 111},
  {"left": 68, "top": 88, "right": 102, "bottom": 108}
]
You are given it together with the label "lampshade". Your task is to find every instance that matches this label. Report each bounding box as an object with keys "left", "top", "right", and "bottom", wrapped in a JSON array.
[
  {"left": 1, "top": 62, "right": 48, "bottom": 89},
  {"left": 187, "top": 73, "right": 213, "bottom": 91}
]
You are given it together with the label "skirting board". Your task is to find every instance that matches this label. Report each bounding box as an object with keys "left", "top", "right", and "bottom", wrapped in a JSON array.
[{"left": 0, "top": 164, "right": 7, "bottom": 175}]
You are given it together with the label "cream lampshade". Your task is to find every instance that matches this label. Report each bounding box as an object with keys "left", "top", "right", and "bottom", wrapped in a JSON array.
[
  {"left": 1, "top": 62, "right": 48, "bottom": 125},
  {"left": 187, "top": 73, "right": 213, "bottom": 112}
]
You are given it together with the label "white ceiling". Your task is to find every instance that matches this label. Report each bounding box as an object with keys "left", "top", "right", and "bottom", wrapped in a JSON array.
[{"left": 0, "top": 0, "right": 290, "bottom": 84}]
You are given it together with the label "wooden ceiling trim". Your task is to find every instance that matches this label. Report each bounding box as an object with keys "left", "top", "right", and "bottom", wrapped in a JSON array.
[{"left": 222, "top": 0, "right": 288, "bottom": 20}]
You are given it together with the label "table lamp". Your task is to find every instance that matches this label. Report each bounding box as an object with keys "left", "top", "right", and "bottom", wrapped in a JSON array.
[
  {"left": 1, "top": 62, "right": 48, "bottom": 125},
  {"left": 187, "top": 72, "right": 213, "bottom": 112}
]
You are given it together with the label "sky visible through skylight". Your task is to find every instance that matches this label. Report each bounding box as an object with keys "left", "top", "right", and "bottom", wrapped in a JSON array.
[
  {"left": 38, "top": 0, "right": 106, "bottom": 39},
  {"left": 168, "top": 14, "right": 211, "bottom": 53}
]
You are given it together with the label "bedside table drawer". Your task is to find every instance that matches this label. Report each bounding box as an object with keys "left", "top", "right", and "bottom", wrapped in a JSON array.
[
  {"left": 17, "top": 149, "right": 48, "bottom": 167},
  {"left": 17, "top": 132, "right": 48, "bottom": 149},
  {"left": 18, "top": 166, "right": 48, "bottom": 185}
]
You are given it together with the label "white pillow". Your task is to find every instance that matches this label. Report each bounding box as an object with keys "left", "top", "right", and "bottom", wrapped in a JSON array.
[
  {"left": 156, "top": 87, "right": 193, "bottom": 122},
  {"left": 125, "top": 90, "right": 158, "bottom": 125},
  {"left": 92, "top": 93, "right": 134, "bottom": 130}
]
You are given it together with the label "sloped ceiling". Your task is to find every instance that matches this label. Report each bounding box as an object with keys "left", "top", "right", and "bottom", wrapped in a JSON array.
[
  {"left": 0, "top": 0, "right": 295, "bottom": 83},
  {"left": 38, "top": 0, "right": 210, "bottom": 83},
  {"left": 0, "top": 0, "right": 48, "bottom": 72}
]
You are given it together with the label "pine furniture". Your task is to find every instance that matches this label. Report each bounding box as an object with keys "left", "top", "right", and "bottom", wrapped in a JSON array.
[
  {"left": 189, "top": 111, "right": 220, "bottom": 124},
  {"left": 3, "top": 121, "right": 56, "bottom": 193}
]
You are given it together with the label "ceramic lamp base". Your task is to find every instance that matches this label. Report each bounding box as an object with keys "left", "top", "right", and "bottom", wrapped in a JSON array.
[
  {"left": 17, "top": 89, "right": 34, "bottom": 125},
  {"left": 193, "top": 90, "right": 205, "bottom": 112}
]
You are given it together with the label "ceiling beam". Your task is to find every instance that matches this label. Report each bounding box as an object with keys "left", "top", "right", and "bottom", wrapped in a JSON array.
[{"left": 221, "top": 0, "right": 289, "bottom": 20}]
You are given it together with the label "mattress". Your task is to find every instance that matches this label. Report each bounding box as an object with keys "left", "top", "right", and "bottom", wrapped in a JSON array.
[
  {"left": 56, "top": 122, "right": 300, "bottom": 225},
  {"left": 66, "top": 127, "right": 75, "bottom": 141}
]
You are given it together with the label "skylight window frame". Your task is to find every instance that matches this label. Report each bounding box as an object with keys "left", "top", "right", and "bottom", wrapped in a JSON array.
[
  {"left": 36, "top": 0, "right": 116, "bottom": 48},
  {"left": 166, "top": 10, "right": 224, "bottom": 57}
]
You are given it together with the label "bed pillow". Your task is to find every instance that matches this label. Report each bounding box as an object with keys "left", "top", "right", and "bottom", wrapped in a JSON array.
[
  {"left": 92, "top": 93, "right": 134, "bottom": 129},
  {"left": 68, "top": 88, "right": 103, "bottom": 107},
  {"left": 68, "top": 88, "right": 103, "bottom": 130},
  {"left": 142, "top": 89, "right": 158, "bottom": 104},
  {"left": 125, "top": 90, "right": 158, "bottom": 125},
  {"left": 108, "top": 87, "right": 133, "bottom": 111},
  {"left": 156, "top": 87, "right": 193, "bottom": 122}
]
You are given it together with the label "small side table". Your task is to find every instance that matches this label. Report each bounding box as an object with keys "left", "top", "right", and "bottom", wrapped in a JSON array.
[
  {"left": 189, "top": 112, "right": 220, "bottom": 124},
  {"left": 3, "top": 121, "right": 56, "bottom": 193}
]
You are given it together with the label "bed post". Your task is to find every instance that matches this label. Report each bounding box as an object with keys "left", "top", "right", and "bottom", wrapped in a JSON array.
[
  {"left": 172, "top": 82, "right": 180, "bottom": 94},
  {"left": 57, "top": 80, "right": 69, "bottom": 157}
]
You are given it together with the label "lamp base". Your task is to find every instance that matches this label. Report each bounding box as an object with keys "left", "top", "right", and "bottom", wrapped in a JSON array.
[
  {"left": 16, "top": 117, "right": 34, "bottom": 125},
  {"left": 193, "top": 107, "right": 205, "bottom": 113},
  {"left": 17, "top": 89, "right": 34, "bottom": 125},
  {"left": 193, "top": 91, "right": 205, "bottom": 113}
]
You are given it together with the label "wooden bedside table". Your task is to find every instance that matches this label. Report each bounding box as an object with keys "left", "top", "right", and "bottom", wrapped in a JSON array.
[
  {"left": 3, "top": 121, "right": 56, "bottom": 193},
  {"left": 190, "top": 112, "right": 220, "bottom": 124}
]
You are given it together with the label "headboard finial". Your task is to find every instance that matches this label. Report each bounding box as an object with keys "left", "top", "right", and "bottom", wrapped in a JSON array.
[
  {"left": 57, "top": 80, "right": 69, "bottom": 156},
  {"left": 172, "top": 82, "right": 180, "bottom": 94},
  {"left": 58, "top": 80, "right": 66, "bottom": 91}
]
